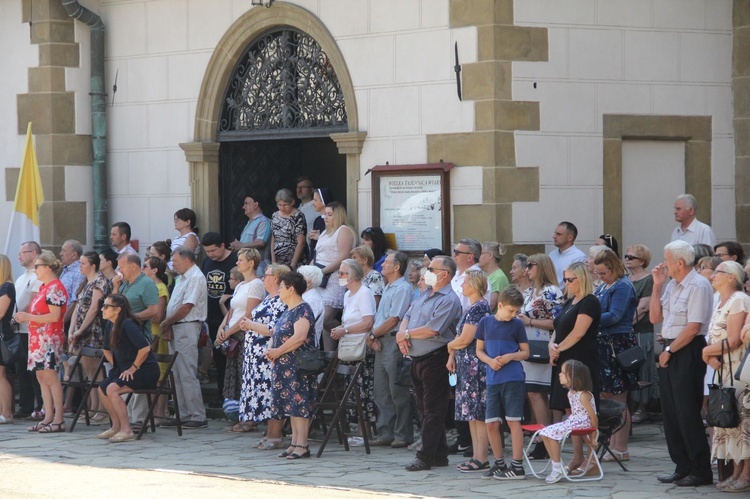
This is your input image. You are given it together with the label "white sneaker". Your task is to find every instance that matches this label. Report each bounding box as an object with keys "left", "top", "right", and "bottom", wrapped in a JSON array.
[
  {"left": 545, "top": 468, "right": 563, "bottom": 484},
  {"left": 347, "top": 436, "right": 365, "bottom": 446}
]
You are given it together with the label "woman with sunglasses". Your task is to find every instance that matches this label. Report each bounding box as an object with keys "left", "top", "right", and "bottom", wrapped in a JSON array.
[
  {"left": 97, "top": 294, "right": 159, "bottom": 442},
  {"left": 518, "top": 254, "right": 563, "bottom": 460},
  {"left": 14, "top": 250, "right": 68, "bottom": 433},
  {"left": 593, "top": 250, "right": 638, "bottom": 462},
  {"left": 624, "top": 245, "right": 655, "bottom": 424}
]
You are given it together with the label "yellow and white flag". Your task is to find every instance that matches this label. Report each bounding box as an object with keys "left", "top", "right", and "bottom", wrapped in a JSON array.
[{"left": 4, "top": 122, "right": 44, "bottom": 280}]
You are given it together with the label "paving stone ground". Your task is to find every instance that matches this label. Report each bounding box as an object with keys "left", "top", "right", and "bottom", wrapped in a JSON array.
[{"left": 0, "top": 418, "right": 727, "bottom": 498}]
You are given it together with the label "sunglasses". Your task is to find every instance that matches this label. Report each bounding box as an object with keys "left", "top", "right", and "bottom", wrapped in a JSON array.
[
  {"left": 562, "top": 277, "right": 577, "bottom": 283},
  {"left": 101, "top": 304, "right": 119, "bottom": 309},
  {"left": 526, "top": 263, "right": 537, "bottom": 269},
  {"left": 427, "top": 267, "right": 448, "bottom": 273},
  {"left": 623, "top": 255, "right": 640, "bottom": 261}
]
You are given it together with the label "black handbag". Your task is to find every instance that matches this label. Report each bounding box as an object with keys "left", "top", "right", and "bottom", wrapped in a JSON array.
[
  {"left": 314, "top": 263, "right": 330, "bottom": 289},
  {"left": 295, "top": 349, "right": 325, "bottom": 376},
  {"left": 527, "top": 340, "right": 550, "bottom": 364},
  {"left": 615, "top": 343, "right": 646, "bottom": 371},
  {"left": 0, "top": 330, "right": 20, "bottom": 366},
  {"left": 706, "top": 339, "right": 740, "bottom": 429}
]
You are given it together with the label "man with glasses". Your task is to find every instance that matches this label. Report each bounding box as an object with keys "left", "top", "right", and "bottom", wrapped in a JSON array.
[
  {"left": 649, "top": 240, "right": 713, "bottom": 487},
  {"left": 200, "top": 232, "right": 237, "bottom": 407},
  {"left": 549, "top": 221, "right": 586, "bottom": 288},
  {"left": 396, "top": 255, "right": 462, "bottom": 471},
  {"left": 12, "top": 242, "right": 43, "bottom": 419},
  {"left": 295, "top": 176, "right": 317, "bottom": 235},
  {"left": 160, "top": 248, "right": 208, "bottom": 429}
]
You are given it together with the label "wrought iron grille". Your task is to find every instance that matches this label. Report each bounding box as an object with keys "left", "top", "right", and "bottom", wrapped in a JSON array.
[{"left": 219, "top": 28, "right": 348, "bottom": 136}]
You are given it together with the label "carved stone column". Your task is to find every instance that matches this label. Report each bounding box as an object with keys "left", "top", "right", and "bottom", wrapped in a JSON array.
[
  {"left": 331, "top": 131, "right": 367, "bottom": 228},
  {"left": 180, "top": 142, "right": 221, "bottom": 235}
]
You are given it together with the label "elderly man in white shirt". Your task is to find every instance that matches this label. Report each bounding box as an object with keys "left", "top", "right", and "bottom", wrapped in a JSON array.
[
  {"left": 670, "top": 194, "right": 716, "bottom": 247},
  {"left": 160, "top": 247, "right": 208, "bottom": 428}
]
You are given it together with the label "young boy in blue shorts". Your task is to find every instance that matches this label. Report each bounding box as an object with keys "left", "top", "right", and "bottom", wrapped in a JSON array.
[{"left": 475, "top": 287, "right": 529, "bottom": 480}]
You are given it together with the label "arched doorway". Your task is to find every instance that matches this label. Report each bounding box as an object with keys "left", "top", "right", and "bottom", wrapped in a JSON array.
[
  {"left": 218, "top": 28, "right": 348, "bottom": 239},
  {"left": 180, "top": 4, "right": 366, "bottom": 237}
]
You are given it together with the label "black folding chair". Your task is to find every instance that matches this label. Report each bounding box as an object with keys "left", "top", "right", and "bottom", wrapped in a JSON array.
[
  {"left": 597, "top": 398, "right": 628, "bottom": 471},
  {"left": 125, "top": 353, "right": 182, "bottom": 440},
  {"left": 310, "top": 358, "right": 371, "bottom": 457},
  {"left": 64, "top": 347, "right": 106, "bottom": 432}
]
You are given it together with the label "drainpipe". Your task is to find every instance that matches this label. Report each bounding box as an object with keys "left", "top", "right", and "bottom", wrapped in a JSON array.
[{"left": 61, "top": 0, "right": 109, "bottom": 251}]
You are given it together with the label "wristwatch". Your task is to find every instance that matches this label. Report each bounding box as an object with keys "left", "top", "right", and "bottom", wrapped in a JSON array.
[
  {"left": 665, "top": 346, "right": 672, "bottom": 355},
  {"left": 369, "top": 333, "right": 376, "bottom": 341},
  {"left": 345, "top": 328, "right": 350, "bottom": 335},
  {"left": 404, "top": 329, "right": 410, "bottom": 341}
]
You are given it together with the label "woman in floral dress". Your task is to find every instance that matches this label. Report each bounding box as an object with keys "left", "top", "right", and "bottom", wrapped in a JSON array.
[
  {"left": 267, "top": 271, "right": 318, "bottom": 460},
  {"left": 702, "top": 261, "right": 750, "bottom": 492},
  {"left": 447, "top": 269, "right": 492, "bottom": 472},
  {"left": 270, "top": 188, "right": 307, "bottom": 269},
  {"left": 66, "top": 251, "right": 111, "bottom": 423},
  {"left": 517, "top": 253, "right": 563, "bottom": 459},
  {"left": 15, "top": 250, "right": 68, "bottom": 433},
  {"left": 237, "top": 263, "right": 289, "bottom": 449}
]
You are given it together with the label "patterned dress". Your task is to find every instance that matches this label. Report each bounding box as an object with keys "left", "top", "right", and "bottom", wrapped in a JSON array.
[
  {"left": 69, "top": 272, "right": 112, "bottom": 354},
  {"left": 539, "top": 391, "right": 596, "bottom": 440},
  {"left": 454, "top": 299, "right": 492, "bottom": 421},
  {"left": 224, "top": 278, "right": 265, "bottom": 401},
  {"left": 270, "top": 302, "right": 317, "bottom": 419},
  {"left": 271, "top": 210, "right": 307, "bottom": 267},
  {"left": 362, "top": 269, "right": 384, "bottom": 298},
  {"left": 28, "top": 279, "right": 68, "bottom": 370},
  {"left": 708, "top": 291, "right": 750, "bottom": 462},
  {"left": 239, "top": 294, "right": 287, "bottom": 422},
  {"left": 520, "top": 284, "right": 563, "bottom": 392}
]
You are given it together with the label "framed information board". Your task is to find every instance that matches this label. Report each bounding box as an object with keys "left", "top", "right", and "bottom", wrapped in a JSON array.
[{"left": 370, "top": 163, "right": 453, "bottom": 254}]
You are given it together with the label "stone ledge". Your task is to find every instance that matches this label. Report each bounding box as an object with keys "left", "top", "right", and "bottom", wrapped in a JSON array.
[{"left": 603, "top": 114, "right": 712, "bottom": 141}]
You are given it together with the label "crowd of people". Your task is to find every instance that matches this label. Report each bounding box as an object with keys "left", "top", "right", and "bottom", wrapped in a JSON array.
[{"left": 0, "top": 187, "right": 748, "bottom": 491}]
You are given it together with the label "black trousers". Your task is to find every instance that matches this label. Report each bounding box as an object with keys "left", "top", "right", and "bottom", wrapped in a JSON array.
[
  {"left": 13, "top": 334, "right": 41, "bottom": 413},
  {"left": 208, "top": 321, "right": 226, "bottom": 400},
  {"left": 658, "top": 336, "right": 711, "bottom": 479},
  {"left": 412, "top": 347, "right": 450, "bottom": 465}
]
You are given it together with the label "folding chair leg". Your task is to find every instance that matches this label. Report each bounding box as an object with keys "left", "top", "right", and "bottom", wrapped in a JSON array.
[{"left": 523, "top": 430, "right": 551, "bottom": 479}]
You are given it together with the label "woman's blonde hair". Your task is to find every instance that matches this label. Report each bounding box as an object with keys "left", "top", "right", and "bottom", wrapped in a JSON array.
[
  {"left": 564, "top": 261, "right": 593, "bottom": 298},
  {"left": 237, "top": 248, "right": 261, "bottom": 270},
  {"left": 0, "top": 255, "right": 12, "bottom": 283},
  {"left": 266, "top": 264, "right": 291, "bottom": 280},
  {"left": 626, "top": 244, "right": 651, "bottom": 268},
  {"left": 594, "top": 250, "right": 627, "bottom": 280},
  {"left": 351, "top": 245, "right": 374, "bottom": 267},
  {"left": 37, "top": 249, "right": 62, "bottom": 275},
  {"left": 463, "top": 269, "right": 488, "bottom": 297},
  {"left": 527, "top": 253, "right": 558, "bottom": 290},
  {"left": 325, "top": 201, "right": 348, "bottom": 234},
  {"left": 482, "top": 242, "right": 506, "bottom": 266}
]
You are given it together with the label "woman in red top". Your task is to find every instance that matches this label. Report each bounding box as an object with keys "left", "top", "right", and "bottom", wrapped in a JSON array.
[{"left": 14, "top": 250, "right": 68, "bottom": 433}]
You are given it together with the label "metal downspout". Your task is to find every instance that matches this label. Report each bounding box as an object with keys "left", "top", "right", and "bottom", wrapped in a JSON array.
[{"left": 61, "top": 0, "right": 108, "bottom": 251}]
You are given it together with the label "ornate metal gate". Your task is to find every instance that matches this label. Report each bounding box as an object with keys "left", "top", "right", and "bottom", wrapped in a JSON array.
[{"left": 218, "top": 28, "right": 348, "bottom": 241}]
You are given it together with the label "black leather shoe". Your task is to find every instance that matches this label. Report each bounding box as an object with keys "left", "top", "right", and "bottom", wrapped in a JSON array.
[
  {"left": 405, "top": 458, "right": 431, "bottom": 471},
  {"left": 657, "top": 472, "right": 687, "bottom": 484},
  {"left": 433, "top": 457, "right": 450, "bottom": 467},
  {"left": 674, "top": 475, "right": 713, "bottom": 487}
]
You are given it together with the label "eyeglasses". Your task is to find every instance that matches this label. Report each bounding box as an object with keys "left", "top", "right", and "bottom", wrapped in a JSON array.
[
  {"left": 427, "top": 267, "right": 448, "bottom": 273},
  {"left": 714, "top": 270, "right": 730, "bottom": 276},
  {"left": 525, "top": 263, "right": 537, "bottom": 269},
  {"left": 34, "top": 264, "right": 49, "bottom": 269},
  {"left": 101, "top": 304, "right": 119, "bottom": 309},
  {"left": 453, "top": 249, "right": 471, "bottom": 256},
  {"left": 623, "top": 255, "right": 640, "bottom": 261},
  {"left": 562, "top": 277, "right": 577, "bottom": 283},
  {"left": 594, "top": 270, "right": 610, "bottom": 277}
]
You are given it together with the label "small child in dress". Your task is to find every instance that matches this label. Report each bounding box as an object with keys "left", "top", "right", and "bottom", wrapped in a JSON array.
[
  {"left": 539, "top": 359, "right": 598, "bottom": 483},
  {"left": 475, "top": 287, "right": 529, "bottom": 480}
]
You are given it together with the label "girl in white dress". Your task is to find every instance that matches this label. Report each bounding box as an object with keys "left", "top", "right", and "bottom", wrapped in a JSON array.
[{"left": 540, "top": 360, "right": 598, "bottom": 483}]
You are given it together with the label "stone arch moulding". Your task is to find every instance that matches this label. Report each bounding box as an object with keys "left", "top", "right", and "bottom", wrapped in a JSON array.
[
  {"left": 602, "top": 114, "right": 712, "bottom": 247},
  {"left": 180, "top": 2, "right": 364, "bottom": 234}
]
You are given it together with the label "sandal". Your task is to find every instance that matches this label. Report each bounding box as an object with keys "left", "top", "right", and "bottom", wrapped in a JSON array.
[
  {"left": 252, "top": 437, "right": 268, "bottom": 448},
  {"left": 601, "top": 450, "right": 629, "bottom": 462},
  {"left": 258, "top": 438, "right": 284, "bottom": 450},
  {"left": 0, "top": 415, "right": 14, "bottom": 424},
  {"left": 287, "top": 444, "right": 310, "bottom": 460},
  {"left": 278, "top": 445, "right": 297, "bottom": 458},
  {"left": 724, "top": 479, "right": 750, "bottom": 492},
  {"left": 27, "top": 422, "right": 48, "bottom": 432},
  {"left": 38, "top": 421, "right": 66, "bottom": 433},
  {"left": 457, "top": 459, "right": 489, "bottom": 473}
]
